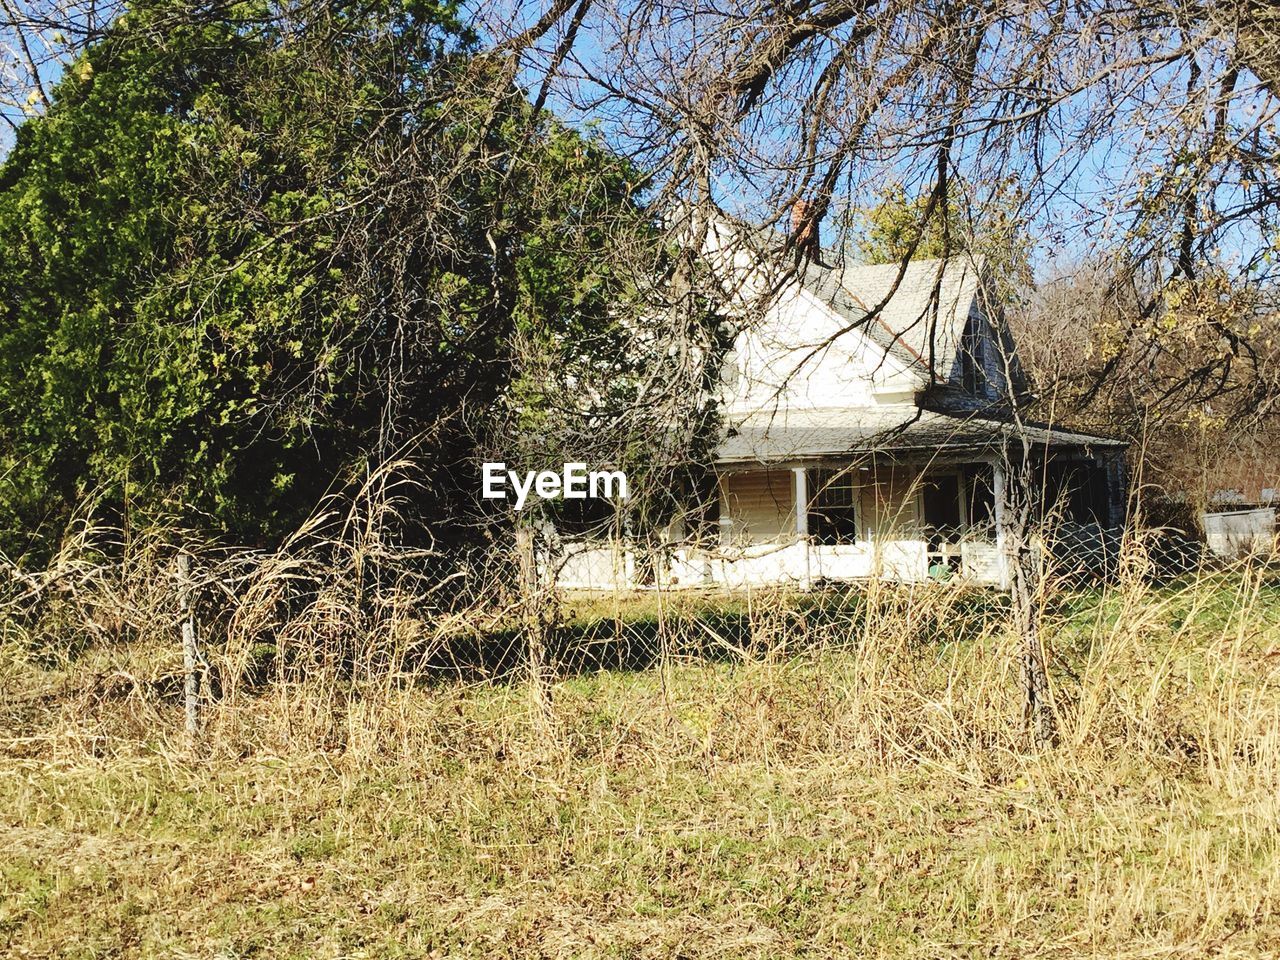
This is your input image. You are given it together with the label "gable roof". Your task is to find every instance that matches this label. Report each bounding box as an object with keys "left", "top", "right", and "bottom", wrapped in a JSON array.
[
  {"left": 793, "top": 255, "right": 986, "bottom": 386},
  {"left": 694, "top": 210, "right": 1010, "bottom": 394},
  {"left": 691, "top": 212, "right": 1120, "bottom": 462}
]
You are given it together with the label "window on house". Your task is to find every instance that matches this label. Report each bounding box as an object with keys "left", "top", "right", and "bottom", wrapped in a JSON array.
[
  {"left": 808, "top": 468, "right": 860, "bottom": 544},
  {"left": 960, "top": 315, "right": 987, "bottom": 395}
]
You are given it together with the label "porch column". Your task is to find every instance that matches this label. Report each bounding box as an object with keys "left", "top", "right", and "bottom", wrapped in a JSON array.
[
  {"left": 793, "top": 467, "right": 812, "bottom": 589},
  {"left": 793, "top": 467, "right": 809, "bottom": 537},
  {"left": 992, "top": 458, "right": 1010, "bottom": 590}
]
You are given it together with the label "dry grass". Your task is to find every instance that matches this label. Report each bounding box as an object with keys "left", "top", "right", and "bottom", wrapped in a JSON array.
[{"left": 2, "top": 523, "right": 1280, "bottom": 957}]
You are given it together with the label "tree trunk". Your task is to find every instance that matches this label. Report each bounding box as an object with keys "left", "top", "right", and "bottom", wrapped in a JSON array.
[
  {"left": 1009, "top": 541, "right": 1059, "bottom": 749},
  {"left": 998, "top": 455, "right": 1060, "bottom": 750}
]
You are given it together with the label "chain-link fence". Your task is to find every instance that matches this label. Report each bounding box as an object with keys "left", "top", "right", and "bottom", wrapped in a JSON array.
[{"left": 2, "top": 507, "right": 1275, "bottom": 724}]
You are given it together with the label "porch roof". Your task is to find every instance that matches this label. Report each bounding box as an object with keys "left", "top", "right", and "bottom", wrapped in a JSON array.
[{"left": 715, "top": 406, "right": 1127, "bottom": 466}]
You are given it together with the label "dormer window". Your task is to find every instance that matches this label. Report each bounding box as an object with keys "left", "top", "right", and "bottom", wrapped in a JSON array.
[{"left": 960, "top": 314, "right": 987, "bottom": 395}]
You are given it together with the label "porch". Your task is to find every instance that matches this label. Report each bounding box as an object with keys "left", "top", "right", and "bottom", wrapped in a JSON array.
[
  {"left": 552, "top": 408, "right": 1127, "bottom": 592},
  {"left": 688, "top": 459, "right": 1007, "bottom": 588}
]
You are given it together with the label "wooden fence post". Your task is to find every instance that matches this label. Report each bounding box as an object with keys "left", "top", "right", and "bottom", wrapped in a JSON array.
[
  {"left": 178, "top": 551, "right": 200, "bottom": 740},
  {"left": 517, "top": 524, "right": 554, "bottom": 728}
]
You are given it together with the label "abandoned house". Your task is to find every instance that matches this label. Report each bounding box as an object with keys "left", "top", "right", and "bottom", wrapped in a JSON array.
[{"left": 553, "top": 210, "right": 1128, "bottom": 589}]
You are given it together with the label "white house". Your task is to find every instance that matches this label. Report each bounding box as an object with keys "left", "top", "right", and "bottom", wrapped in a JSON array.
[{"left": 554, "top": 211, "right": 1127, "bottom": 590}]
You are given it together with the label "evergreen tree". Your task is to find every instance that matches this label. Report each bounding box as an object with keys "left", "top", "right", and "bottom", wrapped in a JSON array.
[{"left": 0, "top": 0, "right": 656, "bottom": 556}]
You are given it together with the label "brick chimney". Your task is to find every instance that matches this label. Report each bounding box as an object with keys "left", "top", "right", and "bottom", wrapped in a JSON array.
[{"left": 790, "top": 200, "right": 819, "bottom": 259}]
